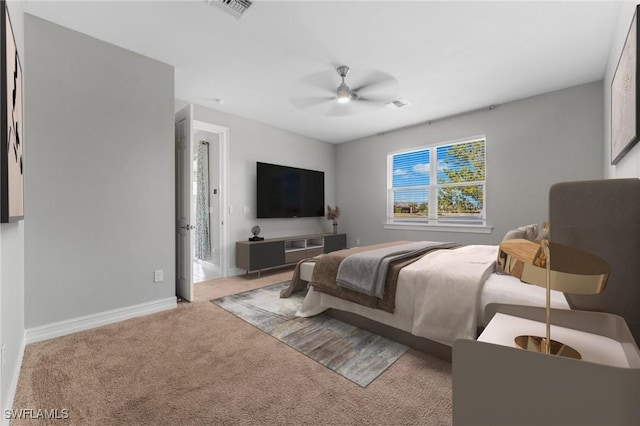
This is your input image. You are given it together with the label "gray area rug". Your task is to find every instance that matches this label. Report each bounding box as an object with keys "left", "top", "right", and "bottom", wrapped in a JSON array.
[{"left": 212, "top": 282, "right": 409, "bottom": 387}]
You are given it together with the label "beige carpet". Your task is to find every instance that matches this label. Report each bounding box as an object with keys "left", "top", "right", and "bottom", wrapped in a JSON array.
[{"left": 12, "top": 269, "right": 452, "bottom": 425}]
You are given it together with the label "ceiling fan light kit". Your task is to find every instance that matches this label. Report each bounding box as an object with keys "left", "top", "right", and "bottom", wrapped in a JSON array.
[
  {"left": 336, "top": 66, "right": 354, "bottom": 104},
  {"left": 336, "top": 83, "right": 352, "bottom": 104}
]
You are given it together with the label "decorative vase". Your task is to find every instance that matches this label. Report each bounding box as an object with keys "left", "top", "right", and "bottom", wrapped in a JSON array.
[{"left": 333, "top": 222, "right": 338, "bottom": 234}]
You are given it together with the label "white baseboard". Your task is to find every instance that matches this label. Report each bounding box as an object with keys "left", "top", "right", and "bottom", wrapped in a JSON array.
[
  {"left": 228, "top": 267, "right": 245, "bottom": 277},
  {"left": 25, "top": 297, "right": 177, "bottom": 344},
  {"left": 1, "top": 332, "right": 25, "bottom": 426},
  {"left": 201, "top": 261, "right": 220, "bottom": 273}
]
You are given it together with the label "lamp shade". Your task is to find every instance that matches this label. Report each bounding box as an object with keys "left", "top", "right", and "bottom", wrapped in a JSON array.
[
  {"left": 521, "top": 241, "right": 610, "bottom": 295},
  {"left": 497, "top": 239, "right": 610, "bottom": 295}
]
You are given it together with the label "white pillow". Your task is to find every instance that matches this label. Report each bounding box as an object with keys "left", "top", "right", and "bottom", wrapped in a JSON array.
[{"left": 502, "top": 224, "right": 538, "bottom": 241}]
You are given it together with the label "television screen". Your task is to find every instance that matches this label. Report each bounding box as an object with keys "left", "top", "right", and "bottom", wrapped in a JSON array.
[{"left": 257, "top": 162, "right": 324, "bottom": 218}]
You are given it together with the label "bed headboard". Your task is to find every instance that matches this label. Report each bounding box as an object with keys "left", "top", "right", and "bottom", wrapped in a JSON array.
[{"left": 550, "top": 179, "right": 640, "bottom": 344}]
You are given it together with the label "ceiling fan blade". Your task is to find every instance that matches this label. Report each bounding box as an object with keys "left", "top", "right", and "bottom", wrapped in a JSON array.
[
  {"left": 290, "top": 96, "right": 334, "bottom": 110},
  {"left": 297, "top": 70, "right": 338, "bottom": 96},
  {"left": 357, "top": 95, "right": 389, "bottom": 104},
  {"left": 351, "top": 70, "right": 398, "bottom": 99},
  {"left": 352, "top": 81, "right": 393, "bottom": 94}
]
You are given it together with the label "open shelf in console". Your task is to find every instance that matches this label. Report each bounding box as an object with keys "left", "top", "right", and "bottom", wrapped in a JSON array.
[
  {"left": 284, "top": 239, "right": 307, "bottom": 252},
  {"left": 284, "top": 236, "right": 324, "bottom": 263},
  {"left": 307, "top": 237, "right": 324, "bottom": 249},
  {"left": 284, "top": 237, "right": 325, "bottom": 254}
]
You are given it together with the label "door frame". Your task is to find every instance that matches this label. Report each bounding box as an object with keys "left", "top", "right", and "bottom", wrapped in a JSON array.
[{"left": 193, "top": 119, "right": 230, "bottom": 278}]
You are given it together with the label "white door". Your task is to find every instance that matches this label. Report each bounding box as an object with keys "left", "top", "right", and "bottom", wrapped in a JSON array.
[{"left": 175, "top": 106, "right": 194, "bottom": 301}]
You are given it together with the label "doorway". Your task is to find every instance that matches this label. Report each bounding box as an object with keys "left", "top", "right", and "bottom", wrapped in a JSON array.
[
  {"left": 192, "top": 130, "right": 220, "bottom": 282},
  {"left": 175, "top": 105, "right": 229, "bottom": 302},
  {"left": 192, "top": 120, "right": 229, "bottom": 283}
]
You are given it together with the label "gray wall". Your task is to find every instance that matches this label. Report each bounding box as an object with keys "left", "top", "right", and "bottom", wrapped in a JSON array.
[
  {"left": 192, "top": 105, "right": 336, "bottom": 274},
  {"left": 336, "top": 81, "right": 604, "bottom": 247},
  {"left": 24, "top": 15, "right": 175, "bottom": 328},
  {"left": 1, "top": 1, "right": 25, "bottom": 413},
  {"left": 604, "top": 1, "right": 640, "bottom": 178}
]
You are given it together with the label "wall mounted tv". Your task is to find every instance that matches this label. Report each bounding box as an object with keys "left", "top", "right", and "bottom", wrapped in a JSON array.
[{"left": 256, "top": 162, "right": 325, "bottom": 218}]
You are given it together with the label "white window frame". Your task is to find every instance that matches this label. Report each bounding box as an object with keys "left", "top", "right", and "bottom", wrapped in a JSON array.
[{"left": 384, "top": 136, "right": 492, "bottom": 234}]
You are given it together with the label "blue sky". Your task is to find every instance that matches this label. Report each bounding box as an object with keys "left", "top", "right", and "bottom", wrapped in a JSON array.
[{"left": 392, "top": 147, "right": 453, "bottom": 189}]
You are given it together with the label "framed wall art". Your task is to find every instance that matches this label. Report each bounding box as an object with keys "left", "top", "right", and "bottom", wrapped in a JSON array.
[
  {"left": 611, "top": 5, "right": 640, "bottom": 166},
  {"left": 1, "top": 0, "right": 23, "bottom": 222}
]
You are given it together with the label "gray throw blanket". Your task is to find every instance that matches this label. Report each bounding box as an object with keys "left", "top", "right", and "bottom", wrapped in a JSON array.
[{"left": 336, "top": 241, "right": 456, "bottom": 298}]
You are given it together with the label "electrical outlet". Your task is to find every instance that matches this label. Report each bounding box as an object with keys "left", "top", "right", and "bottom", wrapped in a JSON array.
[
  {"left": 154, "top": 270, "right": 164, "bottom": 283},
  {"left": 356, "top": 238, "right": 361, "bottom": 246}
]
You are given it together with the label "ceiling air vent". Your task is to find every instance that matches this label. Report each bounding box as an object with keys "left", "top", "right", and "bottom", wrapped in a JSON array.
[
  {"left": 205, "top": 0, "right": 253, "bottom": 19},
  {"left": 387, "top": 98, "right": 410, "bottom": 110}
]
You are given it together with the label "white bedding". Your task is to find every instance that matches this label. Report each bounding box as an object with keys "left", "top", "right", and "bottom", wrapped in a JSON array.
[
  {"left": 296, "top": 245, "right": 570, "bottom": 346},
  {"left": 408, "top": 245, "right": 498, "bottom": 345}
]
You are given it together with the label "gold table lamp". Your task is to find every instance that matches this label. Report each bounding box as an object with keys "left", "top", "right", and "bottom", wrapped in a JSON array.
[{"left": 499, "top": 239, "right": 610, "bottom": 359}]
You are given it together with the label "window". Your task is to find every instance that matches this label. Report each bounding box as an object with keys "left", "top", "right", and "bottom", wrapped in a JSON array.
[{"left": 387, "top": 137, "right": 486, "bottom": 227}]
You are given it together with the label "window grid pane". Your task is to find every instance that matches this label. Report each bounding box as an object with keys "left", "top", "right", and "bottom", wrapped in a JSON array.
[
  {"left": 437, "top": 185, "right": 484, "bottom": 218},
  {"left": 393, "top": 189, "right": 428, "bottom": 219},
  {"left": 392, "top": 149, "right": 430, "bottom": 188},
  {"left": 436, "top": 140, "right": 485, "bottom": 184}
]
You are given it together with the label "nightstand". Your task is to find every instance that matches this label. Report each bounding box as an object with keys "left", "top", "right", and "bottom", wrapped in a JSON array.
[{"left": 453, "top": 304, "right": 640, "bottom": 426}]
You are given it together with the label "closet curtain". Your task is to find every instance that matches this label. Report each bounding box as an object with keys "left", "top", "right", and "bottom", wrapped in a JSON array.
[{"left": 195, "top": 141, "right": 212, "bottom": 261}]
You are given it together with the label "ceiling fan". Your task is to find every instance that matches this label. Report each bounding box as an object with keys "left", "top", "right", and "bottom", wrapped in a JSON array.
[{"left": 290, "top": 65, "right": 398, "bottom": 116}]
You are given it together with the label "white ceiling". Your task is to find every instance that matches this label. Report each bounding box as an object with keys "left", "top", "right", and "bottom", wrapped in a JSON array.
[{"left": 23, "top": 1, "right": 622, "bottom": 143}]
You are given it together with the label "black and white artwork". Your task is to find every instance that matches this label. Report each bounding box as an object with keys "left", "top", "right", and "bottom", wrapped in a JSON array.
[{"left": 1, "top": 0, "right": 23, "bottom": 222}]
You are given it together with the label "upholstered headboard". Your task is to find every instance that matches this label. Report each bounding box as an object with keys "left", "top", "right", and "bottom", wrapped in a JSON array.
[{"left": 550, "top": 179, "right": 640, "bottom": 344}]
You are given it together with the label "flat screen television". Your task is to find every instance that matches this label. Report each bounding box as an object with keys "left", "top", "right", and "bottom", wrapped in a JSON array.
[{"left": 256, "top": 162, "right": 324, "bottom": 218}]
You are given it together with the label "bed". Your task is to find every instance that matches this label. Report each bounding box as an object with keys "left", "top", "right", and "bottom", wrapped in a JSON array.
[
  {"left": 298, "top": 261, "right": 568, "bottom": 327},
  {"left": 291, "top": 242, "right": 569, "bottom": 350},
  {"left": 282, "top": 178, "right": 640, "bottom": 358}
]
